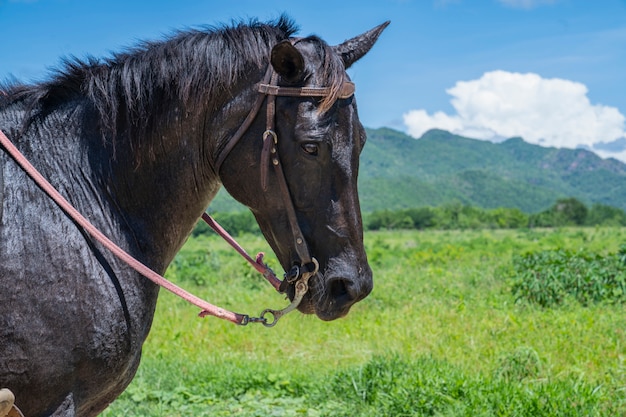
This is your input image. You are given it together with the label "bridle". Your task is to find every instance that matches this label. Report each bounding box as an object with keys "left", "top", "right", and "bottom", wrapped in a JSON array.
[
  {"left": 215, "top": 62, "right": 355, "bottom": 287},
  {"left": 210, "top": 50, "right": 355, "bottom": 324},
  {"left": 0, "top": 41, "right": 356, "bottom": 327}
]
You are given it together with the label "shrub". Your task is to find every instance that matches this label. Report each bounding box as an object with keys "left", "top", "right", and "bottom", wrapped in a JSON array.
[
  {"left": 404, "top": 207, "right": 436, "bottom": 229},
  {"left": 494, "top": 347, "right": 542, "bottom": 382},
  {"left": 326, "top": 355, "right": 617, "bottom": 417},
  {"left": 168, "top": 249, "right": 220, "bottom": 286},
  {"left": 488, "top": 207, "right": 528, "bottom": 229},
  {"left": 365, "top": 209, "right": 393, "bottom": 230},
  {"left": 506, "top": 247, "right": 626, "bottom": 307}
]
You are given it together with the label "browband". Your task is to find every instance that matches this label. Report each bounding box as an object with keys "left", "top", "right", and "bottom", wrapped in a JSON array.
[{"left": 257, "top": 81, "right": 356, "bottom": 99}]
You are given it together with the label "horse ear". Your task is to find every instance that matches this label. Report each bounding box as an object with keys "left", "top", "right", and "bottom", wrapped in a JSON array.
[
  {"left": 271, "top": 40, "right": 305, "bottom": 82},
  {"left": 333, "top": 21, "right": 390, "bottom": 69}
]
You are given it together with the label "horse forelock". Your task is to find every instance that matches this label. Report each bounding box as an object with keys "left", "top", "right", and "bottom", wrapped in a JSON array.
[{"left": 303, "top": 37, "right": 350, "bottom": 115}]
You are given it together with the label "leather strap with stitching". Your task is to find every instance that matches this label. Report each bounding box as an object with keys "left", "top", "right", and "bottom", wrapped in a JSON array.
[{"left": 257, "top": 81, "right": 355, "bottom": 99}]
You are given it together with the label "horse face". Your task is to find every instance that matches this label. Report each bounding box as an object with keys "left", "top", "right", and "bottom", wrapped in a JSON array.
[
  {"left": 271, "top": 89, "right": 371, "bottom": 321},
  {"left": 220, "top": 23, "right": 388, "bottom": 321}
]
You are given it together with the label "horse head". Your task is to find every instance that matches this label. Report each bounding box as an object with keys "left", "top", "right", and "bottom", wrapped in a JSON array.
[{"left": 218, "top": 22, "right": 388, "bottom": 321}]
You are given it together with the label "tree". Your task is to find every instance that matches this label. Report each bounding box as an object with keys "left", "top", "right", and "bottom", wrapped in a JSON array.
[
  {"left": 404, "top": 207, "right": 435, "bottom": 229},
  {"left": 586, "top": 203, "right": 626, "bottom": 226},
  {"left": 552, "top": 197, "right": 588, "bottom": 226}
]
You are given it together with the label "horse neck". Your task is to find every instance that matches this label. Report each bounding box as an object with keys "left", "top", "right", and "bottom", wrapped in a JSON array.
[
  {"left": 101, "top": 122, "right": 212, "bottom": 272},
  {"left": 103, "top": 79, "right": 261, "bottom": 272}
]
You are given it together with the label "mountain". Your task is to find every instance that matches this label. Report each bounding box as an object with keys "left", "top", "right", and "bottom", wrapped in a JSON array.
[
  {"left": 208, "top": 127, "right": 626, "bottom": 213},
  {"left": 359, "top": 128, "right": 626, "bottom": 212}
]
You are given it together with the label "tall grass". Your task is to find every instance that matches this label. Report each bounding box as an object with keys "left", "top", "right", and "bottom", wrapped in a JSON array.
[{"left": 103, "top": 227, "right": 626, "bottom": 416}]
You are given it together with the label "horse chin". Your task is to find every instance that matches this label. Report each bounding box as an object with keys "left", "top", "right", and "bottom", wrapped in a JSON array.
[
  {"left": 294, "top": 296, "right": 350, "bottom": 321},
  {"left": 281, "top": 283, "right": 315, "bottom": 315},
  {"left": 313, "top": 300, "right": 352, "bottom": 321},
  {"left": 295, "top": 298, "right": 317, "bottom": 315}
]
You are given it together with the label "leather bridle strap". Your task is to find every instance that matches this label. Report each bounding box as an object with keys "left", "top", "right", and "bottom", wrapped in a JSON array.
[
  {"left": 214, "top": 66, "right": 274, "bottom": 172},
  {"left": 214, "top": 68, "right": 355, "bottom": 174},
  {"left": 258, "top": 80, "right": 355, "bottom": 100},
  {"left": 262, "top": 72, "right": 313, "bottom": 269}
]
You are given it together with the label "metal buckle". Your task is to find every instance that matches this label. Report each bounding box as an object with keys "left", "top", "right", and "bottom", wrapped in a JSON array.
[{"left": 262, "top": 129, "right": 278, "bottom": 144}]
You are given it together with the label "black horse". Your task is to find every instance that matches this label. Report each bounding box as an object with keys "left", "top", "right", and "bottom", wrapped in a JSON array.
[{"left": 0, "top": 16, "right": 387, "bottom": 416}]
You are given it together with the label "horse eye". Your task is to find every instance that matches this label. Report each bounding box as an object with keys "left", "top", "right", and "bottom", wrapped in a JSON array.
[{"left": 301, "top": 143, "right": 319, "bottom": 156}]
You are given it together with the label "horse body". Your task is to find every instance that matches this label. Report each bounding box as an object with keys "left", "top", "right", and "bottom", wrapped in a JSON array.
[
  {"left": 0, "top": 17, "right": 387, "bottom": 416},
  {"left": 0, "top": 95, "right": 160, "bottom": 416}
]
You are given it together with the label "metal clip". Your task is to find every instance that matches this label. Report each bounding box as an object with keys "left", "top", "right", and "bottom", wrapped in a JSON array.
[
  {"left": 243, "top": 316, "right": 268, "bottom": 325},
  {"left": 258, "top": 278, "right": 309, "bottom": 327},
  {"left": 247, "top": 258, "right": 319, "bottom": 327}
]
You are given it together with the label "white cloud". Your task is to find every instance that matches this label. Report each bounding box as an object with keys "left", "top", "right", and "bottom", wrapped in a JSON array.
[{"left": 403, "top": 70, "right": 626, "bottom": 160}]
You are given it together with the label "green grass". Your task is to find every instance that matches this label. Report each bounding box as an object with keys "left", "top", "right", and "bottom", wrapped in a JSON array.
[{"left": 102, "top": 228, "right": 626, "bottom": 416}]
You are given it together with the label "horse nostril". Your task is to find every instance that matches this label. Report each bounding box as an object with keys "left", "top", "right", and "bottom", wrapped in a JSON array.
[
  {"left": 318, "top": 275, "right": 372, "bottom": 321},
  {"left": 329, "top": 278, "right": 350, "bottom": 301},
  {"left": 328, "top": 277, "right": 366, "bottom": 306}
]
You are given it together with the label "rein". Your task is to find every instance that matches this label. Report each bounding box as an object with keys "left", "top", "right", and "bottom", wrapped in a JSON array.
[{"left": 0, "top": 52, "right": 355, "bottom": 327}]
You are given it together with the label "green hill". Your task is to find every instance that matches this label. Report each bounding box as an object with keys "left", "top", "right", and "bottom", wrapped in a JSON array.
[
  {"left": 359, "top": 128, "right": 626, "bottom": 213},
  {"left": 208, "top": 127, "right": 626, "bottom": 213}
]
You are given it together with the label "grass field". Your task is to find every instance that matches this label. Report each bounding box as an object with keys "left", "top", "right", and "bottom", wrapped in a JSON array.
[{"left": 102, "top": 227, "right": 626, "bottom": 416}]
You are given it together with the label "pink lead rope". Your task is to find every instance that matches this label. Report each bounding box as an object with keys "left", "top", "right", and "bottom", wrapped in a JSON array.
[
  {"left": 0, "top": 129, "right": 282, "bottom": 325},
  {"left": 200, "top": 213, "right": 282, "bottom": 291}
]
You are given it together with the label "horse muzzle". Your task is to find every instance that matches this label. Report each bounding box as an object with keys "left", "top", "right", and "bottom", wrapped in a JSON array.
[{"left": 287, "top": 261, "right": 373, "bottom": 321}]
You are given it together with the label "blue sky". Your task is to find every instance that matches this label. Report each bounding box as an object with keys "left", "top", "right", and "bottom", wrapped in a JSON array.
[{"left": 1, "top": 0, "right": 626, "bottom": 159}]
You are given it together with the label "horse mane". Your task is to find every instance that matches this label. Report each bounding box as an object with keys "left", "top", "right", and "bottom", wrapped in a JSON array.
[
  {"left": 0, "top": 16, "right": 300, "bottom": 141},
  {"left": 1, "top": 15, "right": 348, "bottom": 161}
]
